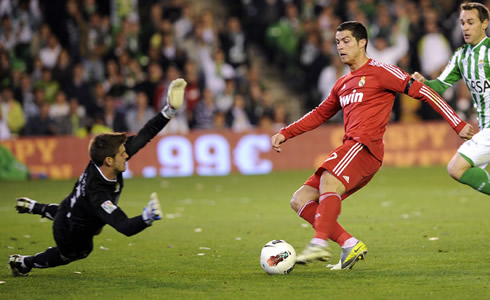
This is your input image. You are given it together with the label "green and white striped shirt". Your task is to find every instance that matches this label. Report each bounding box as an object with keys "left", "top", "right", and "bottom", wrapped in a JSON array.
[{"left": 426, "top": 36, "right": 490, "bottom": 129}]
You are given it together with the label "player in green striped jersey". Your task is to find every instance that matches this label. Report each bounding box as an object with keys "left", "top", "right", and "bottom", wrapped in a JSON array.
[{"left": 412, "top": 2, "right": 490, "bottom": 195}]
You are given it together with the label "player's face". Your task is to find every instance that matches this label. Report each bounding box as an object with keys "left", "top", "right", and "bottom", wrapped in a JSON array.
[
  {"left": 460, "top": 9, "right": 488, "bottom": 46},
  {"left": 335, "top": 30, "right": 363, "bottom": 64},
  {"left": 113, "top": 144, "right": 129, "bottom": 173}
]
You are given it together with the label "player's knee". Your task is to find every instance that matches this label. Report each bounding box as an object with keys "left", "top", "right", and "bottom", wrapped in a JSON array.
[
  {"left": 289, "top": 192, "right": 303, "bottom": 212},
  {"left": 67, "top": 250, "right": 91, "bottom": 261},
  {"left": 447, "top": 160, "right": 465, "bottom": 181}
]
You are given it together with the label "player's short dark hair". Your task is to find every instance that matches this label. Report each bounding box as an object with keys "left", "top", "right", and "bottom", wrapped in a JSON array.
[
  {"left": 89, "top": 133, "right": 127, "bottom": 166},
  {"left": 337, "top": 21, "right": 368, "bottom": 51},
  {"left": 461, "top": 2, "right": 490, "bottom": 23}
]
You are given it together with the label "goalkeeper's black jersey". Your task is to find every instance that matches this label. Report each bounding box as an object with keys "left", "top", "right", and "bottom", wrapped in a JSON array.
[{"left": 58, "top": 113, "right": 169, "bottom": 236}]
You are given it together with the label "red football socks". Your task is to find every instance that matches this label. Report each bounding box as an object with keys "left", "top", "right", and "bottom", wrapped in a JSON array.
[
  {"left": 298, "top": 200, "right": 317, "bottom": 227},
  {"left": 314, "top": 193, "right": 342, "bottom": 241},
  {"left": 298, "top": 194, "right": 352, "bottom": 246}
]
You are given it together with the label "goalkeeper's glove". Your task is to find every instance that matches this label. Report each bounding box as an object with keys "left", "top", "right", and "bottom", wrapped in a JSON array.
[
  {"left": 15, "top": 197, "right": 37, "bottom": 214},
  {"left": 161, "top": 78, "right": 187, "bottom": 119},
  {"left": 142, "top": 192, "right": 162, "bottom": 225}
]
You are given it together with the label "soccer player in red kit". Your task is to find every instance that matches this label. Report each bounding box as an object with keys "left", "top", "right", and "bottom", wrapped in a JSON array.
[{"left": 271, "top": 21, "right": 474, "bottom": 270}]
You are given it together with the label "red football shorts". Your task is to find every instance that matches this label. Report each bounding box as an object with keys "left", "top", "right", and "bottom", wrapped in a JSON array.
[{"left": 304, "top": 139, "right": 382, "bottom": 200}]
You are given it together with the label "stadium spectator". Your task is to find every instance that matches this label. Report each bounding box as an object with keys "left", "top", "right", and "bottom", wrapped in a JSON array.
[
  {"left": 102, "top": 93, "right": 128, "bottom": 133},
  {"left": 30, "top": 23, "right": 51, "bottom": 60},
  {"left": 16, "top": 73, "right": 36, "bottom": 119},
  {"left": 83, "top": 45, "right": 106, "bottom": 86},
  {"left": 182, "top": 60, "right": 203, "bottom": 124},
  {"left": 64, "top": 0, "right": 87, "bottom": 62},
  {"left": 65, "top": 63, "right": 96, "bottom": 116},
  {"left": 1, "top": 86, "right": 25, "bottom": 136},
  {"left": 49, "top": 90, "right": 71, "bottom": 135},
  {"left": 23, "top": 101, "right": 55, "bottom": 136},
  {"left": 226, "top": 93, "right": 252, "bottom": 132},
  {"left": 174, "top": 2, "right": 194, "bottom": 46},
  {"left": 34, "top": 68, "right": 59, "bottom": 103},
  {"left": 220, "top": 16, "right": 249, "bottom": 73},
  {"left": 126, "top": 91, "right": 155, "bottom": 133},
  {"left": 137, "top": 61, "right": 162, "bottom": 110},
  {"left": 49, "top": 90, "right": 69, "bottom": 119},
  {"left": 0, "top": 15, "right": 17, "bottom": 51},
  {"left": 366, "top": 26, "right": 409, "bottom": 65},
  {"left": 215, "top": 78, "right": 235, "bottom": 114},
  {"left": 68, "top": 97, "right": 89, "bottom": 137},
  {"left": 417, "top": 10, "right": 452, "bottom": 78},
  {"left": 271, "top": 101, "right": 288, "bottom": 132},
  {"left": 52, "top": 49, "right": 73, "bottom": 87},
  {"left": 30, "top": 56, "right": 43, "bottom": 82},
  {"left": 199, "top": 46, "right": 235, "bottom": 96},
  {"left": 193, "top": 88, "right": 217, "bottom": 129},
  {"left": 39, "top": 34, "right": 62, "bottom": 69},
  {"left": 270, "top": 21, "right": 473, "bottom": 272},
  {"left": 0, "top": 104, "right": 10, "bottom": 140}
]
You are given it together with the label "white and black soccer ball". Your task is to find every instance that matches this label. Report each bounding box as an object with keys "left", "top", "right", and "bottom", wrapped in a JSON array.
[{"left": 260, "top": 240, "right": 296, "bottom": 275}]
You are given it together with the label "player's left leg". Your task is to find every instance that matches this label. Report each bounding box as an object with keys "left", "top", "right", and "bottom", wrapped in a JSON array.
[
  {"left": 15, "top": 197, "right": 59, "bottom": 220},
  {"left": 296, "top": 172, "right": 345, "bottom": 264},
  {"left": 9, "top": 246, "right": 73, "bottom": 276},
  {"left": 291, "top": 185, "right": 319, "bottom": 226},
  {"left": 317, "top": 142, "right": 380, "bottom": 269},
  {"left": 448, "top": 129, "right": 490, "bottom": 195}
]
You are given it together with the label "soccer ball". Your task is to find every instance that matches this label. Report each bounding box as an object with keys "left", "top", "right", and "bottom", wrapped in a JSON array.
[{"left": 260, "top": 240, "right": 296, "bottom": 275}]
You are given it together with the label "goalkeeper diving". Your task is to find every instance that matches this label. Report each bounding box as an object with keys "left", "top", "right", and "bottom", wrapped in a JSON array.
[{"left": 8, "top": 79, "right": 187, "bottom": 276}]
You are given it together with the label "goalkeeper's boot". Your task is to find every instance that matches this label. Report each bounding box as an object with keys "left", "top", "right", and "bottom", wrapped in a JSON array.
[
  {"left": 8, "top": 255, "right": 31, "bottom": 277},
  {"left": 330, "top": 240, "right": 367, "bottom": 270},
  {"left": 15, "top": 197, "right": 37, "bottom": 214},
  {"left": 296, "top": 243, "right": 331, "bottom": 264}
]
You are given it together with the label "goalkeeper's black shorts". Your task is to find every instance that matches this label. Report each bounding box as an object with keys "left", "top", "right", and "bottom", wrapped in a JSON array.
[{"left": 53, "top": 208, "right": 94, "bottom": 260}]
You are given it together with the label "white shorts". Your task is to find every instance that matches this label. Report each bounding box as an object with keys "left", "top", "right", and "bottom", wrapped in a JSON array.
[{"left": 458, "top": 127, "right": 490, "bottom": 167}]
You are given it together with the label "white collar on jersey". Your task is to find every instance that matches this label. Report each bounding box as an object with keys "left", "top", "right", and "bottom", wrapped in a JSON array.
[{"left": 94, "top": 163, "right": 117, "bottom": 183}]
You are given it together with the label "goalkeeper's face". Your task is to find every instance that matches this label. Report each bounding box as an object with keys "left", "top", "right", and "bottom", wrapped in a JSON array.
[
  {"left": 112, "top": 144, "right": 129, "bottom": 174},
  {"left": 460, "top": 8, "right": 488, "bottom": 46}
]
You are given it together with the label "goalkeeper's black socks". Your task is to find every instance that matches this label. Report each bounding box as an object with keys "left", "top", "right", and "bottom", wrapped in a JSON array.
[{"left": 24, "top": 247, "right": 70, "bottom": 269}]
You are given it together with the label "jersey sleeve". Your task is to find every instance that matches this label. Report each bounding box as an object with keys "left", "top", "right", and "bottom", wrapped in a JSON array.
[
  {"left": 423, "top": 79, "right": 451, "bottom": 95},
  {"left": 93, "top": 192, "right": 149, "bottom": 236},
  {"left": 376, "top": 62, "right": 466, "bottom": 134},
  {"left": 280, "top": 85, "right": 342, "bottom": 140},
  {"left": 125, "top": 113, "right": 169, "bottom": 159},
  {"left": 406, "top": 80, "right": 467, "bottom": 133}
]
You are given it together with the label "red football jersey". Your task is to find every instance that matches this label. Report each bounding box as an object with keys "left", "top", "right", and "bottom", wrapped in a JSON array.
[{"left": 280, "top": 59, "right": 466, "bottom": 161}]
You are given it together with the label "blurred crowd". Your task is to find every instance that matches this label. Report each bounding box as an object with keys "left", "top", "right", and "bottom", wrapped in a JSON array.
[
  {"left": 0, "top": 0, "right": 289, "bottom": 140},
  {"left": 227, "top": 0, "right": 488, "bottom": 123},
  {"left": 0, "top": 0, "right": 488, "bottom": 141}
]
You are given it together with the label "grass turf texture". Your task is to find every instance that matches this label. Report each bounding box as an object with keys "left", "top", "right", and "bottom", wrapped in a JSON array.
[{"left": 0, "top": 167, "right": 489, "bottom": 299}]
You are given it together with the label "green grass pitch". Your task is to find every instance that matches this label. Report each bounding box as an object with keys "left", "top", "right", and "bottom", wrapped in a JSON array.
[{"left": 0, "top": 167, "right": 489, "bottom": 299}]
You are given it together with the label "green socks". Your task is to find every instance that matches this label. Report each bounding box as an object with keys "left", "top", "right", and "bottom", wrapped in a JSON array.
[{"left": 459, "top": 167, "right": 490, "bottom": 195}]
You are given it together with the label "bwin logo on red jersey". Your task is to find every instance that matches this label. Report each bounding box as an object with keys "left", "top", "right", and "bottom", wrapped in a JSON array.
[{"left": 340, "top": 90, "right": 364, "bottom": 107}]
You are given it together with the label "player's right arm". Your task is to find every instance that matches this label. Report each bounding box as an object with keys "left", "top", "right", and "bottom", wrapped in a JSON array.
[
  {"left": 125, "top": 78, "right": 187, "bottom": 158},
  {"left": 93, "top": 192, "right": 161, "bottom": 236},
  {"left": 276, "top": 86, "right": 342, "bottom": 143}
]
